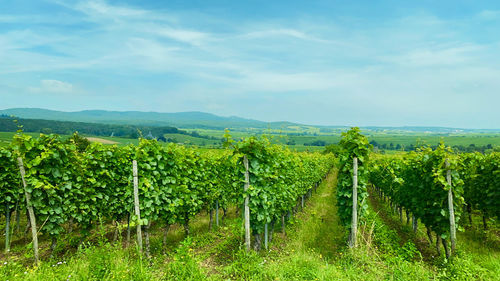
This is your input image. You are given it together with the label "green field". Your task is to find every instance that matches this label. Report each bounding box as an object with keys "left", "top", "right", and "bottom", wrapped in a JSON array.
[
  {"left": 2, "top": 130, "right": 500, "bottom": 152},
  {"left": 0, "top": 132, "right": 42, "bottom": 146},
  {"left": 184, "top": 128, "right": 500, "bottom": 148}
]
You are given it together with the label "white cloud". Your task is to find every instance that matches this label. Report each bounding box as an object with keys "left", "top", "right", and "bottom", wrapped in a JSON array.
[
  {"left": 478, "top": 10, "right": 500, "bottom": 20},
  {"left": 74, "top": 0, "right": 148, "bottom": 18},
  {"left": 379, "top": 44, "right": 485, "bottom": 67},
  {"left": 29, "top": 80, "right": 74, "bottom": 94},
  {"left": 147, "top": 26, "right": 210, "bottom": 46},
  {"left": 242, "top": 28, "right": 326, "bottom": 43}
]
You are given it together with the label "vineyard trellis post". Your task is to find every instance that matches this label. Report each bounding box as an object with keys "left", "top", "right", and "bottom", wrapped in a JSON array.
[
  {"left": 446, "top": 159, "right": 456, "bottom": 255},
  {"left": 243, "top": 155, "right": 251, "bottom": 251},
  {"left": 17, "top": 157, "right": 39, "bottom": 265},
  {"left": 216, "top": 199, "right": 219, "bottom": 227},
  {"left": 132, "top": 160, "right": 143, "bottom": 253},
  {"left": 264, "top": 223, "right": 268, "bottom": 250},
  {"left": 349, "top": 157, "right": 358, "bottom": 248},
  {"left": 4, "top": 206, "right": 10, "bottom": 253}
]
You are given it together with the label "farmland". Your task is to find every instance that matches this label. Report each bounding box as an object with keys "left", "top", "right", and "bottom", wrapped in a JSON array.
[{"left": 0, "top": 128, "right": 499, "bottom": 280}]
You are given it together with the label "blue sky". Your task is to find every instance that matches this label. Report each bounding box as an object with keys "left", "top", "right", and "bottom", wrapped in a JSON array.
[{"left": 1, "top": 0, "right": 499, "bottom": 128}]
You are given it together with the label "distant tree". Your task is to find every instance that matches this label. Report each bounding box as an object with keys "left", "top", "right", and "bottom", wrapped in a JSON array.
[
  {"left": 369, "top": 140, "right": 379, "bottom": 147},
  {"left": 40, "top": 127, "right": 53, "bottom": 134},
  {"left": 304, "top": 140, "right": 326, "bottom": 146}
]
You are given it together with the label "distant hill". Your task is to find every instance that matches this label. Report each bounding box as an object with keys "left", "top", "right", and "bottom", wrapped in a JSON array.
[
  {"left": 1, "top": 108, "right": 499, "bottom": 133},
  {"left": 0, "top": 108, "right": 288, "bottom": 130},
  {"left": 0, "top": 115, "right": 217, "bottom": 140}
]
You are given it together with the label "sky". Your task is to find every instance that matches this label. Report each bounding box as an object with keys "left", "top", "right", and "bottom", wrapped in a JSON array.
[{"left": 1, "top": 0, "right": 499, "bottom": 128}]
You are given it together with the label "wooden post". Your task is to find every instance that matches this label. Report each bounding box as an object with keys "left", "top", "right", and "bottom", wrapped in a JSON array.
[
  {"left": 216, "top": 200, "right": 219, "bottom": 227},
  {"left": 17, "top": 157, "right": 39, "bottom": 265},
  {"left": 5, "top": 206, "right": 10, "bottom": 253},
  {"left": 243, "top": 155, "right": 251, "bottom": 251},
  {"left": 349, "top": 157, "right": 358, "bottom": 248},
  {"left": 446, "top": 159, "right": 456, "bottom": 254},
  {"left": 264, "top": 223, "right": 268, "bottom": 250},
  {"left": 132, "top": 160, "right": 143, "bottom": 253}
]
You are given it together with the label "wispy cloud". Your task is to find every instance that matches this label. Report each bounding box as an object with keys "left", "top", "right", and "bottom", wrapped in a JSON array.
[
  {"left": 0, "top": 0, "right": 499, "bottom": 128},
  {"left": 379, "top": 43, "right": 486, "bottom": 67},
  {"left": 28, "top": 79, "right": 75, "bottom": 94},
  {"left": 477, "top": 10, "right": 500, "bottom": 20},
  {"left": 74, "top": 0, "right": 147, "bottom": 18}
]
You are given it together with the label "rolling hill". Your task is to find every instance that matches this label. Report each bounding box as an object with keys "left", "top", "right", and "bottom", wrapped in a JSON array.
[
  {"left": 0, "top": 108, "right": 291, "bottom": 130},
  {"left": 1, "top": 108, "right": 499, "bottom": 133}
]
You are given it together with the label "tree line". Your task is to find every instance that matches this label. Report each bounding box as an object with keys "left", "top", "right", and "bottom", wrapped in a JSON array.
[{"left": 0, "top": 115, "right": 218, "bottom": 141}]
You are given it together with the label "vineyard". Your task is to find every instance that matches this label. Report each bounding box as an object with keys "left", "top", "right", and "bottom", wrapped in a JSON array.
[
  {"left": 367, "top": 143, "right": 499, "bottom": 257},
  {"left": 0, "top": 129, "right": 499, "bottom": 280},
  {"left": 0, "top": 132, "right": 334, "bottom": 261}
]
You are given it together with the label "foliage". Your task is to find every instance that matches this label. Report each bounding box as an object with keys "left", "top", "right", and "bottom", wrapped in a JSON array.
[
  {"left": 12, "top": 133, "right": 79, "bottom": 237},
  {"left": 369, "top": 142, "right": 465, "bottom": 238},
  {"left": 0, "top": 132, "right": 333, "bottom": 250},
  {"left": 66, "top": 132, "right": 90, "bottom": 152},
  {"left": 0, "top": 145, "right": 22, "bottom": 217},
  {"left": 336, "top": 127, "right": 372, "bottom": 229},
  {"left": 459, "top": 152, "right": 500, "bottom": 220},
  {"left": 233, "top": 136, "right": 335, "bottom": 234}
]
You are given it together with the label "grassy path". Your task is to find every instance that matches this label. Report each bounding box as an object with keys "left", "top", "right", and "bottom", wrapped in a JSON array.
[{"left": 277, "top": 168, "right": 344, "bottom": 259}]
